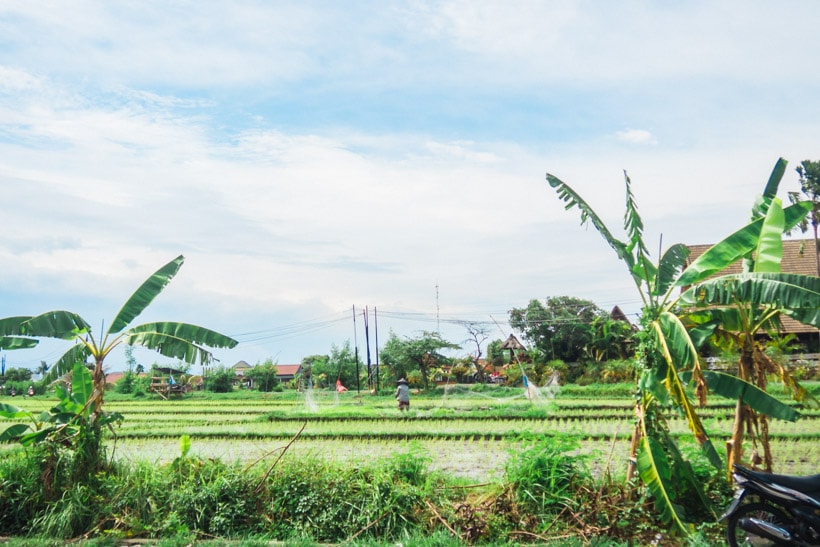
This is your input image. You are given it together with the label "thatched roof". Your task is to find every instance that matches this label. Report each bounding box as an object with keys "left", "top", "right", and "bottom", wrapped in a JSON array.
[
  {"left": 500, "top": 334, "right": 525, "bottom": 350},
  {"left": 686, "top": 238, "right": 819, "bottom": 335}
]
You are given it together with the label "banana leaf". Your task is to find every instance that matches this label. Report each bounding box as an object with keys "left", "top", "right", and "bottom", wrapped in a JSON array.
[
  {"left": 637, "top": 434, "right": 688, "bottom": 534},
  {"left": 0, "top": 403, "right": 30, "bottom": 420},
  {"left": 681, "top": 273, "right": 820, "bottom": 311},
  {"left": 127, "top": 322, "right": 238, "bottom": 349},
  {"left": 752, "top": 198, "right": 785, "bottom": 273},
  {"left": 18, "top": 311, "right": 90, "bottom": 340},
  {"left": 654, "top": 244, "right": 689, "bottom": 298},
  {"left": 70, "top": 362, "right": 93, "bottom": 411},
  {"left": 547, "top": 174, "right": 631, "bottom": 267},
  {"left": 0, "top": 423, "right": 32, "bottom": 442},
  {"left": 653, "top": 314, "right": 722, "bottom": 469},
  {"left": 108, "top": 255, "right": 184, "bottom": 334},
  {"left": 43, "top": 344, "right": 92, "bottom": 384},
  {"left": 676, "top": 201, "right": 812, "bottom": 287},
  {"left": 698, "top": 370, "right": 799, "bottom": 421},
  {"left": 0, "top": 336, "right": 39, "bottom": 350},
  {"left": 783, "top": 307, "right": 820, "bottom": 329},
  {"left": 125, "top": 322, "right": 237, "bottom": 365}
]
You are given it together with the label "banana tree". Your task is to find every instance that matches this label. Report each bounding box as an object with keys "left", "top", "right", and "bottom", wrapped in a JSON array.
[
  {"left": 13, "top": 255, "right": 238, "bottom": 420},
  {"left": 546, "top": 158, "right": 812, "bottom": 532},
  {"left": 679, "top": 193, "right": 820, "bottom": 475}
]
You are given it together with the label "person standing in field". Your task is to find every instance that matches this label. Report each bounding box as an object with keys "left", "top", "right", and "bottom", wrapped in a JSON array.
[{"left": 395, "top": 378, "right": 410, "bottom": 411}]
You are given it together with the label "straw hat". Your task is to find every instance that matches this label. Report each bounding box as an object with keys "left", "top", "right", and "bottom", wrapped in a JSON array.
[{"left": 397, "top": 378, "right": 408, "bottom": 385}]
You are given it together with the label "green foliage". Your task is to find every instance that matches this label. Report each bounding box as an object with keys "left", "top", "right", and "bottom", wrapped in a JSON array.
[
  {"left": 1, "top": 367, "right": 33, "bottom": 383},
  {"left": 509, "top": 296, "right": 605, "bottom": 363},
  {"left": 505, "top": 434, "right": 590, "bottom": 516},
  {"left": 114, "top": 370, "right": 138, "bottom": 394},
  {"left": 380, "top": 331, "right": 460, "bottom": 389},
  {"left": 244, "top": 359, "right": 280, "bottom": 392},
  {"left": 204, "top": 366, "right": 235, "bottom": 393}
]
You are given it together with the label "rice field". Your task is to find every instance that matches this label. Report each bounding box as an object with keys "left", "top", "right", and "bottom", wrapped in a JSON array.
[{"left": 4, "top": 384, "right": 818, "bottom": 480}]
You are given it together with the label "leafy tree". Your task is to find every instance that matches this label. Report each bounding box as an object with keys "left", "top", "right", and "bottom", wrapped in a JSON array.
[
  {"left": 245, "top": 359, "right": 280, "bottom": 392},
  {"left": 325, "top": 341, "right": 361, "bottom": 391},
  {"left": 204, "top": 366, "right": 235, "bottom": 393},
  {"left": 486, "top": 339, "right": 506, "bottom": 368},
  {"left": 4, "top": 256, "right": 237, "bottom": 472},
  {"left": 584, "top": 315, "right": 636, "bottom": 363},
  {"left": 0, "top": 367, "right": 32, "bottom": 383},
  {"left": 379, "top": 331, "right": 460, "bottom": 389},
  {"left": 679, "top": 169, "right": 820, "bottom": 474},
  {"left": 509, "top": 297, "right": 603, "bottom": 362},
  {"left": 546, "top": 158, "right": 813, "bottom": 533}
]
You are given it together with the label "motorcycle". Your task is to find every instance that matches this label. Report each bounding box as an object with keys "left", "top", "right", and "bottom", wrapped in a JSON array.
[{"left": 722, "top": 464, "right": 820, "bottom": 546}]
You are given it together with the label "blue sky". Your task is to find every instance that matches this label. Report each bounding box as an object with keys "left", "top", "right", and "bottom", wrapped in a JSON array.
[{"left": 2, "top": 1, "right": 819, "bottom": 373}]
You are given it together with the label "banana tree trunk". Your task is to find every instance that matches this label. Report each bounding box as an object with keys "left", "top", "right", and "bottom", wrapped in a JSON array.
[
  {"left": 627, "top": 401, "right": 642, "bottom": 485},
  {"left": 728, "top": 343, "right": 756, "bottom": 477}
]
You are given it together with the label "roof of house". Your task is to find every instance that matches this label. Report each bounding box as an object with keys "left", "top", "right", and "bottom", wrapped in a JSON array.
[
  {"left": 686, "top": 238, "right": 819, "bottom": 334},
  {"left": 276, "top": 364, "right": 301, "bottom": 376},
  {"left": 233, "top": 360, "right": 252, "bottom": 370}
]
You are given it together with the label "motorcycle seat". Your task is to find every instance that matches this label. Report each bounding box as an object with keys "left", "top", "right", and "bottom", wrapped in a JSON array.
[{"left": 734, "top": 464, "right": 820, "bottom": 499}]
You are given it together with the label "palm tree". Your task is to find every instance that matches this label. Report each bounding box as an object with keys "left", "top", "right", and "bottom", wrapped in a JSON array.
[
  {"left": 15, "top": 255, "right": 238, "bottom": 418},
  {"left": 546, "top": 158, "right": 813, "bottom": 532}
]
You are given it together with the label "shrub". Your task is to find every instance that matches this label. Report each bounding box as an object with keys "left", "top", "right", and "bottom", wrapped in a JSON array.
[
  {"left": 204, "top": 367, "right": 235, "bottom": 393},
  {"left": 505, "top": 434, "right": 590, "bottom": 516}
]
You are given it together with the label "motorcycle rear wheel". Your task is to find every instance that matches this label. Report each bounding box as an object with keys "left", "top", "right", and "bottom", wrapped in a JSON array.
[{"left": 726, "top": 502, "right": 791, "bottom": 547}]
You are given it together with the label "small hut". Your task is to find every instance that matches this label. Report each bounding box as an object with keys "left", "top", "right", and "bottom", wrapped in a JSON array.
[{"left": 500, "top": 334, "right": 527, "bottom": 363}]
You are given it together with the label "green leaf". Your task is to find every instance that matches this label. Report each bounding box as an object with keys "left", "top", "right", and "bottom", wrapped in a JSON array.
[
  {"left": 0, "top": 316, "right": 40, "bottom": 350},
  {"left": 18, "top": 311, "right": 90, "bottom": 339},
  {"left": 762, "top": 157, "right": 788, "bottom": 200},
  {"left": 701, "top": 370, "right": 799, "bottom": 421},
  {"left": 125, "top": 322, "right": 238, "bottom": 364},
  {"left": 654, "top": 244, "right": 689, "bottom": 298},
  {"left": 676, "top": 202, "right": 812, "bottom": 287},
  {"left": 622, "top": 170, "right": 648, "bottom": 257},
  {"left": 637, "top": 435, "right": 688, "bottom": 533},
  {"left": 0, "top": 316, "right": 32, "bottom": 335},
  {"left": 0, "top": 423, "right": 32, "bottom": 442},
  {"left": 0, "top": 336, "right": 39, "bottom": 350},
  {"left": 43, "top": 344, "right": 92, "bottom": 384},
  {"left": 683, "top": 273, "right": 820, "bottom": 311},
  {"left": 547, "top": 173, "right": 632, "bottom": 269},
  {"left": 70, "top": 362, "right": 94, "bottom": 409},
  {"left": 179, "top": 434, "right": 191, "bottom": 458},
  {"left": 753, "top": 197, "right": 785, "bottom": 273},
  {"left": 108, "top": 255, "right": 185, "bottom": 334},
  {"left": 652, "top": 315, "right": 722, "bottom": 470},
  {"left": 783, "top": 307, "right": 820, "bottom": 329},
  {"left": 0, "top": 403, "right": 31, "bottom": 420}
]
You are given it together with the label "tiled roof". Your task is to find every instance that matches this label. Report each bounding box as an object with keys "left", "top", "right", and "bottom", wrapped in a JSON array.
[
  {"left": 686, "top": 238, "right": 819, "bottom": 334},
  {"left": 276, "top": 364, "right": 301, "bottom": 376}
]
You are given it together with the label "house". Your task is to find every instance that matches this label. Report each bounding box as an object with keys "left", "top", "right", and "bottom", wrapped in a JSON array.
[
  {"left": 232, "top": 360, "right": 253, "bottom": 377},
  {"left": 276, "top": 364, "right": 301, "bottom": 383},
  {"left": 686, "top": 237, "right": 820, "bottom": 350}
]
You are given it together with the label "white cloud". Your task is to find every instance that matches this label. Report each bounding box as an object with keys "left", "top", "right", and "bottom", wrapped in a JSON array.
[
  {"left": 615, "top": 129, "right": 657, "bottom": 145},
  {"left": 0, "top": 3, "right": 818, "bottom": 368}
]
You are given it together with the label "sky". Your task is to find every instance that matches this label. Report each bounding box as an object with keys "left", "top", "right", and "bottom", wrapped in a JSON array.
[{"left": 1, "top": 1, "right": 819, "bottom": 374}]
